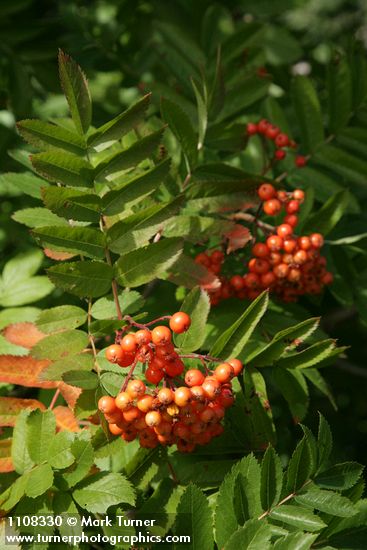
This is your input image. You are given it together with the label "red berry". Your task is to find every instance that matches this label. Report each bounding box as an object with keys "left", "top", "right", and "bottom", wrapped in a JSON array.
[
  {"left": 277, "top": 224, "right": 293, "bottom": 238},
  {"left": 266, "top": 235, "right": 283, "bottom": 251},
  {"left": 293, "top": 250, "right": 308, "bottom": 264},
  {"left": 258, "top": 119, "right": 270, "bottom": 134},
  {"left": 263, "top": 199, "right": 282, "bottom": 216},
  {"left": 273, "top": 263, "right": 289, "bottom": 278},
  {"left": 266, "top": 125, "right": 280, "bottom": 140},
  {"left": 248, "top": 258, "right": 270, "bottom": 275},
  {"left": 105, "top": 344, "right": 124, "bottom": 364},
  {"left": 243, "top": 272, "right": 261, "bottom": 289},
  {"left": 261, "top": 271, "right": 276, "bottom": 287},
  {"left": 310, "top": 233, "right": 324, "bottom": 248},
  {"left": 286, "top": 200, "right": 300, "bottom": 214},
  {"left": 275, "top": 133, "right": 289, "bottom": 148},
  {"left": 151, "top": 325, "right": 172, "bottom": 346},
  {"left": 284, "top": 214, "right": 298, "bottom": 227},
  {"left": 295, "top": 155, "right": 307, "bottom": 167},
  {"left": 293, "top": 189, "right": 305, "bottom": 201},
  {"left": 275, "top": 149, "right": 286, "bottom": 160},
  {"left": 322, "top": 272, "right": 333, "bottom": 285},
  {"left": 288, "top": 268, "right": 301, "bottom": 282},
  {"left": 230, "top": 274, "right": 245, "bottom": 291},
  {"left": 257, "top": 183, "right": 276, "bottom": 201},
  {"left": 211, "top": 250, "right": 224, "bottom": 263},
  {"left": 252, "top": 242, "right": 270, "bottom": 258},
  {"left": 247, "top": 122, "right": 258, "bottom": 135},
  {"left": 121, "top": 333, "right": 138, "bottom": 353},
  {"left": 145, "top": 366, "right": 164, "bottom": 384},
  {"left": 298, "top": 236, "right": 312, "bottom": 250},
  {"left": 169, "top": 311, "right": 191, "bottom": 334}
]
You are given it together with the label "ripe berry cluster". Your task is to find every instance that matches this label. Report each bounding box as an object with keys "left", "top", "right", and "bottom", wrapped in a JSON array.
[
  {"left": 246, "top": 118, "right": 307, "bottom": 167},
  {"left": 195, "top": 183, "right": 333, "bottom": 304},
  {"left": 98, "top": 312, "right": 243, "bottom": 453}
]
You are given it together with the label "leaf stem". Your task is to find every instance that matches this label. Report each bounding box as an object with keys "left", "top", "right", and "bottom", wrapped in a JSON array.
[{"left": 49, "top": 388, "right": 61, "bottom": 410}]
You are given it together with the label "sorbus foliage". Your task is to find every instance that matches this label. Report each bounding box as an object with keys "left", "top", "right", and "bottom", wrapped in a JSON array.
[{"left": 99, "top": 312, "right": 242, "bottom": 452}]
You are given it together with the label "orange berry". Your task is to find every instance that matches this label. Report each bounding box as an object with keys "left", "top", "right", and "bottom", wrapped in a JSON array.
[
  {"left": 294, "top": 250, "right": 308, "bottom": 264},
  {"left": 298, "top": 236, "right": 312, "bottom": 250},
  {"left": 288, "top": 268, "right": 301, "bottom": 282},
  {"left": 273, "top": 263, "right": 289, "bottom": 278},
  {"left": 293, "top": 189, "right": 305, "bottom": 201},
  {"left": 115, "top": 392, "right": 133, "bottom": 411},
  {"left": 157, "top": 387, "right": 174, "bottom": 405},
  {"left": 252, "top": 242, "right": 270, "bottom": 258},
  {"left": 121, "top": 333, "right": 138, "bottom": 353},
  {"left": 249, "top": 258, "right": 270, "bottom": 275},
  {"left": 169, "top": 311, "right": 191, "bottom": 334},
  {"left": 286, "top": 200, "right": 300, "bottom": 214},
  {"left": 98, "top": 396, "right": 117, "bottom": 415},
  {"left": 185, "top": 369, "right": 205, "bottom": 387},
  {"left": 258, "top": 183, "right": 276, "bottom": 201},
  {"left": 122, "top": 406, "right": 141, "bottom": 423},
  {"left": 151, "top": 325, "right": 172, "bottom": 346},
  {"left": 214, "top": 363, "right": 234, "bottom": 383},
  {"left": 227, "top": 358, "right": 243, "bottom": 376},
  {"left": 109, "top": 423, "right": 123, "bottom": 435},
  {"left": 266, "top": 235, "right": 283, "bottom": 251},
  {"left": 105, "top": 344, "right": 124, "bottom": 364},
  {"left": 283, "top": 238, "right": 297, "bottom": 253},
  {"left": 202, "top": 377, "right": 221, "bottom": 399},
  {"left": 263, "top": 198, "right": 282, "bottom": 216},
  {"left": 310, "top": 233, "right": 324, "bottom": 248},
  {"left": 135, "top": 329, "right": 152, "bottom": 346},
  {"left": 174, "top": 387, "right": 192, "bottom": 407},
  {"left": 127, "top": 379, "right": 146, "bottom": 399},
  {"left": 277, "top": 223, "right": 293, "bottom": 239},
  {"left": 284, "top": 214, "right": 298, "bottom": 227},
  {"left": 190, "top": 385, "right": 206, "bottom": 402},
  {"left": 137, "top": 394, "right": 154, "bottom": 413},
  {"left": 145, "top": 410, "right": 162, "bottom": 427}
]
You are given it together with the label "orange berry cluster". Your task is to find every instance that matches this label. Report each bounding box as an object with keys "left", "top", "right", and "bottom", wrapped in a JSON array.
[
  {"left": 98, "top": 313, "right": 243, "bottom": 452},
  {"left": 246, "top": 118, "right": 307, "bottom": 167},
  {"left": 195, "top": 183, "right": 333, "bottom": 304}
]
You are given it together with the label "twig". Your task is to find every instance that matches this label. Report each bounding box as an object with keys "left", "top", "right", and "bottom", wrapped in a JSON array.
[{"left": 49, "top": 389, "right": 61, "bottom": 410}]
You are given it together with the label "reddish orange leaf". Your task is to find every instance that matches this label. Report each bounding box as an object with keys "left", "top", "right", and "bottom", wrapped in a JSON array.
[
  {"left": 0, "top": 397, "right": 45, "bottom": 426},
  {"left": 0, "top": 356, "right": 55, "bottom": 388},
  {"left": 53, "top": 406, "right": 81, "bottom": 432},
  {"left": 169, "top": 255, "right": 221, "bottom": 291},
  {"left": 43, "top": 248, "right": 76, "bottom": 261},
  {"left": 0, "top": 439, "right": 13, "bottom": 473},
  {"left": 226, "top": 224, "right": 252, "bottom": 253},
  {"left": 3, "top": 323, "right": 46, "bottom": 349},
  {"left": 58, "top": 383, "right": 82, "bottom": 409}
]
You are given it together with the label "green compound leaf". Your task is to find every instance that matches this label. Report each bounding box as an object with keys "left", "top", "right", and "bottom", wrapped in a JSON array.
[
  {"left": 73, "top": 472, "right": 136, "bottom": 513},
  {"left": 47, "top": 261, "right": 113, "bottom": 298}
]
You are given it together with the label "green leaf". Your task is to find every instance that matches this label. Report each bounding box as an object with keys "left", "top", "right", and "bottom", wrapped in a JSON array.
[
  {"left": 12, "top": 207, "right": 67, "bottom": 228},
  {"left": 114, "top": 238, "right": 183, "bottom": 288},
  {"left": 26, "top": 409, "right": 56, "bottom": 464},
  {"left": 174, "top": 484, "right": 213, "bottom": 550},
  {"left": 89, "top": 93, "right": 151, "bottom": 152},
  {"left": 228, "top": 367, "right": 276, "bottom": 448},
  {"left": 189, "top": 163, "right": 262, "bottom": 197},
  {"left": 47, "top": 431, "right": 75, "bottom": 469},
  {"left": 63, "top": 434, "right": 94, "bottom": 488},
  {"left": 292, "top": 76, "right": 324, "bottom": 152},
  {"left": 17, "top": 119, "right": 86, "bottom": 154},
  {"left": 191, "top": 78, "right": 208, "bottom": 150},
  {"left": 107, "top": 197, "right": 183, "bottom": 254},
  {"left": 36, "top": 305, "right": 87, "bottom": 333},
  {"left": 314, "top": 144, "right": 367, "bottom": 187},
  {"left": 275, "top": 340, "right": 338, "bottom": 370},
  {"left": 286, "top": 435, "right": 312, "bottom": 493},
  {"left": 303, "top": 369, "right": 337, "bottom": 410},
  {"left": 47, "top": 261, "right": 113, "bottom": 298},
  {"left": 31, "top": 151, "right": 94, "bottom": 187},
  {"left": 32, "top": 226, "right": 105, "bottom": 259},
  {"left": 73, "top": 472, "right": 135, "bottom": 513},
  {"left": 25, "top": 464, "right": 54, "bottom": 498},
  {"left": 224, "top": 519, "right": 272, "bottom": 550},
  {"left": 261, "top": 446, "right": 283, "bottom": 511},
  {"left": 303, "top": 190, "right": 350, "bottom": 236},
  {"left": 215, "top": 455, "right": 261, "bottom": 549},
  {"left": 95, "top": 128, "right": 165, "bottom": 182},
  {"left": 161, "top": 97, "right": 197, "bottom": 166},
  {"left": 273, "top": 532, "right": 318, "bottom": 550},
  {"left": 164, "top": 215, "right": 233, "bottom": 242},
  {"left": 42, "top": 186, "right": 101, "bottom": 222},
  {"left": 2, "top": 249, "right": 43, "bottom": 283},
  {"left": 31, "top": 329, "right": 89, "bottom": 360},
  {"left": 217, "top": 77, "right": 270, "bottom": 122},
  {"left": 315, "top": 462, "right": 364, "bottom": 491},
  {"left": 58, "top": 50, "right": 92, "bottom": 135},
  {"left": 91, "top": 289, "right": 144, "bottom": 320},
  {"left": 62, "top": 370, "right": 98, "bottom": 390},
  {"left": 0, "top": 474, "right": 28, "bottom": 511},
  {"left": 273, "top": 368, "right": 309, "bottom": 422},
  {"left": 295, "top": 487, "right": 356, "bottom": 517},
  {"left": 317, "top": 413, "right": 333, "bottom": 473},
  {"left": 233, "top": 471, "right": 262, "bottom": 524},
  {"left": 247, "top": 318, "right": 320, "bottom": 367},
  {"left": 40, "top": 353, "right": 94, "bottom": 381},
  {"left": 11, "top": 409, "right": 34, "bottom": 474},
  {"left": 101, "top": 158, "right": 170, "bottom": 215},
  {"left": 328, "top": 56, "right": 352, "bottom": 133},
  {"left": 270, "top": 504, "right": 326, "bottom": 532},
  {"left": 210, "top": 291, "right": 269, "bottom": 359},
  {"left": 174, "top": 287, "right": 210, "bottom": 352},
  {"left": 0, "top": 171, "right": 49, "bottom": 199}
]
